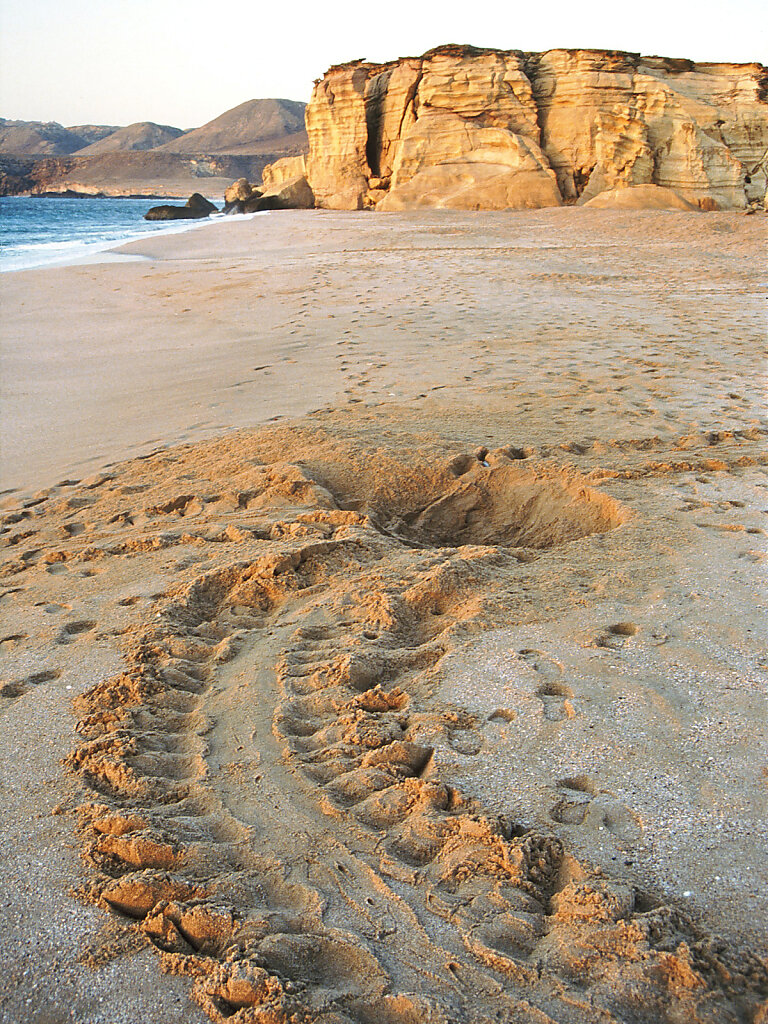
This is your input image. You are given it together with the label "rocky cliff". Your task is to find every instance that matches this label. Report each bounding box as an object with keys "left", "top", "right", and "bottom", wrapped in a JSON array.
[{"left": 305, "top": 45, "right": 768, "bottom": 211}]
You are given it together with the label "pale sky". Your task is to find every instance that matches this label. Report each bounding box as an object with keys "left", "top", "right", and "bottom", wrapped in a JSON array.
[{"left": 1, "top": 0, "right": 766, "bottom": 129}]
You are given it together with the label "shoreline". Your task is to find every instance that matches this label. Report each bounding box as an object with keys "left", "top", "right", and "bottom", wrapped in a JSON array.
[{"left": 0, "top": 197, "right": 262, "bottom": 275}]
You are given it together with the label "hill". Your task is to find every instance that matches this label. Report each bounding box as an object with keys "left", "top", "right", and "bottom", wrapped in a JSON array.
[
  {"left": 0, "top": 98, "right": 309, "bottom": 194},
  {"left": 75, "top": 122, "right": 185, "bottom": 155},
  {"left": 161, "top": 98, "right": 307, "bottom": 155},
  {"left": 0, "top": 118, "right": 118, "bottom": 156},
  {"left": 0, "top": 150, "right": 291, "bottom": 198}
]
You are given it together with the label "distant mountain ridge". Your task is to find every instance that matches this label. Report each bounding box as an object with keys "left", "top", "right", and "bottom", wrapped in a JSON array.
[
  {"left": 0, "top": 99, "right": 308, "bottom": 196},
  {"left": 159, "top": 99, "right": 308, "bottom": 155},
  {"left": 0, "top": 99, "right": 307, "bottom": 158},
  {"left": 76, "top": 122, "right": 185, "bottom": 155},
  {"left": 0, "top": 118, "right": 120, "bottom": 156}
]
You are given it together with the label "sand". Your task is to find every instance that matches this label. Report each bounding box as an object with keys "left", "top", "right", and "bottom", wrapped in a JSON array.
[{"left": 0, "top": 209, "right": 766, "bottom": 1024}]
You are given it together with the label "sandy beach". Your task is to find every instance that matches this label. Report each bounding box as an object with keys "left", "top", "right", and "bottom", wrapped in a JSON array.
[{"left": 0, "top": 209, "right": 766, "bottom": 1023}]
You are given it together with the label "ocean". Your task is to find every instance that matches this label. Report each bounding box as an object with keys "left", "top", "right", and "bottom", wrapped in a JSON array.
[{"left": 0, "top": 195, "right": 227, "bottom": 272}]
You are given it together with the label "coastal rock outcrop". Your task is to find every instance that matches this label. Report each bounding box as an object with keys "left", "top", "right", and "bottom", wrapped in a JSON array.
[
  {"left": 223, "top": 177, "right": 261, "bottom": 212},
  {"left": 222, "top": 156, "right": 314, "bottom": 213},
  {"left": 262, "top": 154, "right": 307, "bottom": 189},
  {"left": 259, "top": 154, "right": 314, "bottom": 209},
  {"left": 305, "top": 45, "right": 768, "bottom": 211},
  {"left": 144, "top": 193, "right": 217, "bottom": 220},
  {"left": 582, "top": 183, "right": 698, "bottom": 210}
]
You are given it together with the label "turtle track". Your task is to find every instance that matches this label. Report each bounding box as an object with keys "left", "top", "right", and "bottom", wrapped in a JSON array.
[{"left": 65, "top": 454, "right": 768, "bottom": 1024}]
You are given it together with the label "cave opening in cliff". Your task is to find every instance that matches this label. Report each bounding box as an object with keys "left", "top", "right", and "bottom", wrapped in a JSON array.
[{"left": 365, "top": 91, "right": 384, "bottom": 179}]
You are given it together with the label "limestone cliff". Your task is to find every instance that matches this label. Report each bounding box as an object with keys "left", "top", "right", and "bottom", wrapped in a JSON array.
[{"left": 305, "top": 45, "right": 768, "bottom": 211}]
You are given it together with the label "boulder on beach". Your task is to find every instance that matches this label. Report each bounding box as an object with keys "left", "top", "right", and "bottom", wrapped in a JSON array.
[
  {"left": 259, "top": 174, "right": 314, "bottom": 210},
  {"left": 223, "top": 169, "right": 314, "bottom": 213},
  {"left": 223, "top": 177, "right": 262, "bottom": 213},
  {"left": 582, "top": 184, "right": 699, "bottom": 211},
  {"left": 243, "top": 193, "right": 283, "bottom": 212},
  {"left": 144, "top": 192, "right": 218, "bottom": 220}
]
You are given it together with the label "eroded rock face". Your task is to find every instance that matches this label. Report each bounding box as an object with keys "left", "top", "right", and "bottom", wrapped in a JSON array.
[
  {"left": 262, "top": 154, "right": 307, "bottom": 189},
  {"left": 222, "top": 160, "right": 314, "bottom": 214},
  {"left": 260, "top": 155, "right": 314, "bottom": 209},
  {"left": 305, "top": 44, "right": 768, "bottom": 211}
]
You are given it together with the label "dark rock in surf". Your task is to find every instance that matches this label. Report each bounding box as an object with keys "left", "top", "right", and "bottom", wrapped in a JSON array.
[{"left": 144, "top": 192, "right": 217, "bottom": 220}]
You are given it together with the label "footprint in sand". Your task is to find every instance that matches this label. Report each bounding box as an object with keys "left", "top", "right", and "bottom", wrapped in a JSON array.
[
  {"left": 488, "top": 707, "right": 517, "bottom": 724},
  {"left": 34, "top": 602, "right": 71, "bottom": 614},
  {"left": 1, "top": 668, "right": 61, "bottom": 699},
  {"left": 61, "top": 522, "right": 86, "bottom": 537},
  {"left": 536, "top": 680, "right": 576, "bottom": 721},
  {"left": 57, "top": 620, "right": 96, "bottom": 644},
  {"left": 518, "top": 649, "right": 575, "bottom": 720},
  {"left": 550, "top": 777, "right": 640, "bottom": 841},
  {"left": 596, "top": 622, "right": 641, "bottom": 649},
  {"left": 447, "top": 728, "right": 483, "bottom": 755},
  {"left": 0, "top": 632, "right": 28, "bottom": 648},
  {"left": 518, "top": 648, "right": 564, "bottom": 680}
]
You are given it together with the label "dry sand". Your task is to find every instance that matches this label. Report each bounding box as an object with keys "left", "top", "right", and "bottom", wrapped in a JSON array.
[{"left": 0, "top": 209, "right": 766, "bottom": 1023}]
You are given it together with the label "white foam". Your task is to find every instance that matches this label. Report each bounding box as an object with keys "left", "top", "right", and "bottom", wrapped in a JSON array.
[{"left": 0, "top": 203, "right": 268, "bottom": 274}]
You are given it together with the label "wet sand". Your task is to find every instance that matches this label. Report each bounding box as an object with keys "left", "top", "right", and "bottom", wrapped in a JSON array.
[{"left": 0, "top": 209, "right": 766, "bottom": 1023}]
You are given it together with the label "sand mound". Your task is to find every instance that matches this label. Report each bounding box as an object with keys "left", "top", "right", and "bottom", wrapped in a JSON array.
[{"left": 583, "top": 184, "right": 699, "bottom": 210}]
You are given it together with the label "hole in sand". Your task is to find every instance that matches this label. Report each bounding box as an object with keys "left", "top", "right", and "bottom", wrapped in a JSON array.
[
  {"left": 366, "top": 463, "right": 627, "bottom": 550},
  {"left": 536, "top": 681, "right": 573, "bottom": 698},
  {"left": 28, "top": 669, "right": 61, "bottom": 685},
  {"left": 557, "top": 775, "right": 597, "bottom": 795},
  {"left": 489, "top": 708, "right": 517, "bottom": 723},
  {"left": 58, "top": 620, "right": 96, "bottom": 643},
  {"left": 609, "top": 622, "right": 639, "bottom": 637},
  {"left": 634, "top": 891, "right": 660, "bottom": 913}
]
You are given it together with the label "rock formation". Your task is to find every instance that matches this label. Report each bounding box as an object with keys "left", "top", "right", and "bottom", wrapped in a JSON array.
[
  {"left": 222, "top": 157, "right": 314, "bottom": 214},
  {"left": 144, "top": 193, "right": 218, "bottom": 220},
  {"left": 305, "top": 45, "right": 768, "bottom": 211},
  {"left": 223, "top": 176, "right": 260, "bottom": 210},
  {"left": 259, "top": 155, "right": 314, "bottom": 208},
  {"left": 262, "top": 154, "right": 307, "bottom": 189}
]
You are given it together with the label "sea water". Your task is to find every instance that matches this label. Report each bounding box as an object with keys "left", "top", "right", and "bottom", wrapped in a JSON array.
[{"left": 0, "top": 196, "right": 227, "bottom": 272}]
